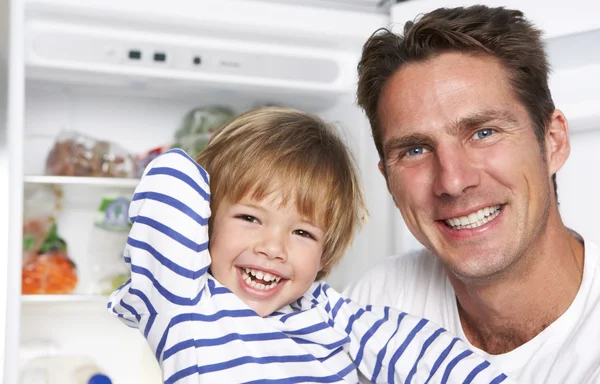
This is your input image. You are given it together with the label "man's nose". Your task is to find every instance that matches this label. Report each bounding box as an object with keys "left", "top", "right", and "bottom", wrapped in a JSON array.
[
  {"left": 254, "top": 229, "right": 288, "bottom": 261},
  {"left": 432, "top": 145, "right": 481, "bottom": 197}
]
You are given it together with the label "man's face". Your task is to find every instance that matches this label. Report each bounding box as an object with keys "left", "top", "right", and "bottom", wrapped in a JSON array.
[{"left": 377, "top": 52, "right": 557, "bottom": 281}]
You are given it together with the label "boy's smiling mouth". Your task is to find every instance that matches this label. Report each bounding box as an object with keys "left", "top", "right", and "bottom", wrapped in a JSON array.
[
  {"left": 241, "top": 267, "right": 282, "bottom": 290},
  {"left": 236, "top": 266, "right": 287, "bottom": 297}
]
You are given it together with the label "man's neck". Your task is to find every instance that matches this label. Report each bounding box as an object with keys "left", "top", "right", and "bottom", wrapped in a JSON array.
[{"left": 448, "top": 215, "right": 585, "bottom": 355}]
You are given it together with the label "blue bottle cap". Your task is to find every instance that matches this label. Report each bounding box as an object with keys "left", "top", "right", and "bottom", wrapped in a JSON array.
[{"left": 88, "top": 373, "right": 112, "bottom": 384}]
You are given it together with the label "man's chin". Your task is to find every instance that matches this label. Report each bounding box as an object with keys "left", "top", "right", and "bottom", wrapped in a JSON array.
[{"left": 446, "top": 258, "right": 515, "bottom": 284}]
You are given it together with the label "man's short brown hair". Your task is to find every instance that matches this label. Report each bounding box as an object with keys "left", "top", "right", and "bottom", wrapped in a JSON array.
[{"left": 196, "top": 107, "right": 367, "bottom": 280}]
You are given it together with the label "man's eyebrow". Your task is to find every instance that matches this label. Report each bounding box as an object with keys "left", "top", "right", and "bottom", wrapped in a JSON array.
[
  {"left": 450, "top": 109, "right": 520, "bottom": 135},
  {"left": 383, "top": 133, "right": 435, "bottom": 156},
  {"left": 383, "top": 110, "right": 519, "bottom": 157}
]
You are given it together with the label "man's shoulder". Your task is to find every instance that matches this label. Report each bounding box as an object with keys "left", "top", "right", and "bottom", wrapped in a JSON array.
[{"left": 343, "top": 247, "right": 445, "bottom": 306}]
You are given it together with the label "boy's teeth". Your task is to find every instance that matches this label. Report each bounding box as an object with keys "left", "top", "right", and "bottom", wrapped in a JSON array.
[
  {"left": 241, "top": 268, "right": 282, "bottom": 289},
  {"left": 445, "top": 205, "right": 501, "bottom": 230}
]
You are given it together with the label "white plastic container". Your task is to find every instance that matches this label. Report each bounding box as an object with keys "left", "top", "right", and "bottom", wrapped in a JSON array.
[{"left": 20, "top": 355, "right": 112, "bottom": 384}]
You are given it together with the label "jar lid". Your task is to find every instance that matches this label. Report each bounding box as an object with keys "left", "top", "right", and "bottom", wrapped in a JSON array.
[{"left": 88, "top": 373, "right": 112, "bottom": 384}]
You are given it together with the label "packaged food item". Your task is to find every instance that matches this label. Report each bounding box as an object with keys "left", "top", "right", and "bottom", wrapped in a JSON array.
[
  {"left": 22, "top": 216, "right": 54, "bottom": 267},
  {"left": 93, "top": 196, "right": 131, "bottom": 232},
  {"left": 46, "top": 131, "right": 137, "bottom": 178},
  {"left": 87, "top": 195, "right": 131, "bottom": 295},
  {"left": 22, "top": 185, "right": 78, "bottom": 295},
  {"left": 172, "top": 106, "right": 236, "bottom": 157},
  {"left": 136, "top": 145, "right": 170, "bottom": 178},
  {"left": 22, "top": 186, "right": 60, "bottom": 265},
  {"left": 21, "top": 222, "right": 78, "bottom": 295}
]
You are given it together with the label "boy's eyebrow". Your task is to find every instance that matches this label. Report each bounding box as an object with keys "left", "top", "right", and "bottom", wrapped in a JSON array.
[
  {"left": 235, "top": 202, "right": 266, "bottom": 212},
  {"left": 299, "top": 217, "right": 324, "bottom": 230}
]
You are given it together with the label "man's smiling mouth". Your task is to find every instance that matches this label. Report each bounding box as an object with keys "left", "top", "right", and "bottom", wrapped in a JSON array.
[{"left": 444, "top": 205, "right": 502, "bottom": 230}]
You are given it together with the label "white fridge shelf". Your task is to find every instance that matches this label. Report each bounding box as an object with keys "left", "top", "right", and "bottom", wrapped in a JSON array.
[
  {"left": 21, "top": 294, "right": 109, "bottom": 304},
  {"left": 24, "top": 175, "right": 140, "bottom": 188}
]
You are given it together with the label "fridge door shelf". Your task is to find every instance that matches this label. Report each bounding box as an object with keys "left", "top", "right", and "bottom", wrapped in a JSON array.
[
  {"left": 21, "top": 294, "right": 109, "bottom": 305},
  {"left": 24, "top": 175, "right": 139, "bottom": 189}
]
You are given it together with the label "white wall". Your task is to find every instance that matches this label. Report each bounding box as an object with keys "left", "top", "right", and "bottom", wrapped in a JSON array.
[
  {"left": 558, "top": 130, "right": 600, "bottom": 247},
  {"left": 391, "top": 0, "right": 600, "bottom": 40}
]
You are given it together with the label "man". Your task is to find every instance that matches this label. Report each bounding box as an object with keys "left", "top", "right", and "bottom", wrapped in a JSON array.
[{"left": 346, "top": 5, "right": 600, "bottom": 383}]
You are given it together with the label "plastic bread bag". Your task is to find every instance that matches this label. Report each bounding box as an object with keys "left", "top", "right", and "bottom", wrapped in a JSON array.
[{"left": 45, "top": 131, "right": 137, "bottom": 178}]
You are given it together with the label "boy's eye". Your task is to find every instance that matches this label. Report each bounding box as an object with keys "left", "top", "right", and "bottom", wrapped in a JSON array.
[
  {"left": 235, "top": 214, "right": 259, "bottom": 223},
  {"left": 473, "top": 128, "right": 494, "bottom": 140},
  {"left": 293, "top": 229, "right": 316, "bottom": 240}
]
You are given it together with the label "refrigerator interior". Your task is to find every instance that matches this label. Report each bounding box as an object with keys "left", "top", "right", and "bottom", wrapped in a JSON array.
[
  {"left": 390, "top": 0, "right": 600, "bottom": 255},
  {"left": 13, "top": 1, "right": 391, "bottom": 383}
]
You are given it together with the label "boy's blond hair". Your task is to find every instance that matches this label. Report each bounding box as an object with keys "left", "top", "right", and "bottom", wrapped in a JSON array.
[{"left": 196, "top": 107, "right": 367, "bottom": 280}]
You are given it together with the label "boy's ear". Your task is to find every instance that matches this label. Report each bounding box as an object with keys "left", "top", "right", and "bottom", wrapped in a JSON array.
[
  {"left": 545, "top": 109, "right": 571, "bottom": 176},
  {"left": 317, "top": 259, "right": 327, "bottom": 277},
  {"left": 318, "top": 261, "right": 325, "bottom": 273}
]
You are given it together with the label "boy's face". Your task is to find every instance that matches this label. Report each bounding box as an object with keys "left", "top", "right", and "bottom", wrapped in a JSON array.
[{"left": 209, "top": 193, "right": 325, "bottom": 317}]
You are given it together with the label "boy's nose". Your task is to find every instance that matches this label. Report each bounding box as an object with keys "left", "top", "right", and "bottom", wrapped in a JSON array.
[{"left": 254, "top": 231, "right": 287, "bottom": 261}]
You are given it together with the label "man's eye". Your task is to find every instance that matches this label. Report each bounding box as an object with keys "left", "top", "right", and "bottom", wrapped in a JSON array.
[
  {"left": 405, "top": 146, "right": 429, "bottom": 157},
  {"left": 473, "top": 128, "right": 494, "bottom": 140},
  {"left": 293, "top": 229, "right": 316, "bottom": 240},
  {"left": 236, "top": 214, "right": 258, "bottom": 223}
]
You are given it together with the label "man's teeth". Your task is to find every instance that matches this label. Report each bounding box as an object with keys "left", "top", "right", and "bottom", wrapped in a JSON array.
[
  {"left": 242, "top": 268, "right": 282, "bottom": 290},
  {"left": 445, "top": 205, "right": 501, "bottom": 229}
]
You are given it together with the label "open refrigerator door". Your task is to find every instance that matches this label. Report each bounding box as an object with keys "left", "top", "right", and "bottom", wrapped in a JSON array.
[
  {"left": 0, "top": 0, "right": 9, "bottom": 379},
  {"left": 2, "top": 0, "right": 26, "bottom": 383},
  {"left": 5, "top": 0, "right": 390, "bottom": 382}
]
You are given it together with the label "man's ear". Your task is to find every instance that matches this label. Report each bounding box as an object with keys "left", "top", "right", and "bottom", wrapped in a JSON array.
[
  {"left": 378, "top": 160, "right": 386, "bottom": 179},
  {"left": 545, "top": 109, "right": 571, "bottom": 176}
]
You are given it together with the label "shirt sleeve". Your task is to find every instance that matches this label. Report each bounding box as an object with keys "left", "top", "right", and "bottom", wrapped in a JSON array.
[
  {"left": 107, "top": 149, "right": 212, "bottom": 328},
  {"left": 313, "top": 283, "right": 512, "bottom": 384}
]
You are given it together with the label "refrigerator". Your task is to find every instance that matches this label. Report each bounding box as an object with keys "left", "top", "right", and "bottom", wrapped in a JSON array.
[{"left": 1, "top": 0, "right": 598, "bottom": 383}]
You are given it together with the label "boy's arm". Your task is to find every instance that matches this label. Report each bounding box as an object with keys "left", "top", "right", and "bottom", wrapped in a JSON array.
[
  {"left": 314, "top": 284, "right": 512, "bottom": 384},
  {"left": 107, "top": 149, "right": 212, "bottom": 327}
]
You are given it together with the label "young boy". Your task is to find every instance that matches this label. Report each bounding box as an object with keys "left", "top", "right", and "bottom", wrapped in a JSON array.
[{"left": 108, "top": 107, "right": 511, "bottom": 383}]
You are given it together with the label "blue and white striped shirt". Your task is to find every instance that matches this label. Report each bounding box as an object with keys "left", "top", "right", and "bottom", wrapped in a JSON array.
[{"left": 108, "top": 149, "right": 511, "bottom": 384}]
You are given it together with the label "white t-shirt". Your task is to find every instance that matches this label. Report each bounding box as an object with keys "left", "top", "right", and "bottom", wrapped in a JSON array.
[{"left": 345, "top": 236, "right": 600, "bottom": 383}]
